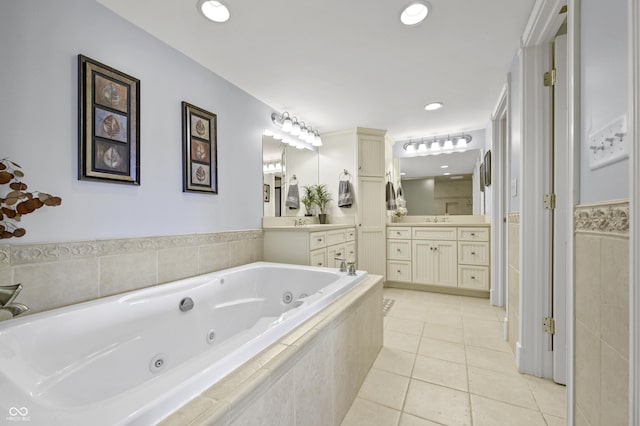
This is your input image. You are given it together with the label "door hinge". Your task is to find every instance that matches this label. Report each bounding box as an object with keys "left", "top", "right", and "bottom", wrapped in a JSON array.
[
  {"left": 543, "top": 317, "right": 556, "bottom": 334},
  {"left": 544, "top": 69, "right": 557, "bottom": 87},
  {"left": 543, "top": 193, "right": 556, "bottom": 209}
]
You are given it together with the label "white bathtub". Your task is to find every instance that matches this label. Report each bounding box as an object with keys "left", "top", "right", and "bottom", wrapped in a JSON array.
[{"left": 0, "top": 262, "right": 368, "bottom": 425}]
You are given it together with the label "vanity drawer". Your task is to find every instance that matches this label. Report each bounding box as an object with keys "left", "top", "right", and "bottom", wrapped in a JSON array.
[
  {"left": 387, "top": 240, "right": 411, "bottom": 260},
  {"left": 309, "top": 232, "right": 327, "bottom": 250},
  {"left": 345, "top": 241, "right": 356, "bottom": 262},
  {"left": 412, "top": 227, "right": 457, "bottom": 241},
  {"left": 458, "top": 265, "right": 489, "bottom": 290},
  {"left": 387, "top": 227, "right": 411, "bottom": 239},
  {"left": 458, "top": 242, "right": 489, "bottom": 265},
  {"left": 326, "top": 229, "right": 347, "bottom": 246},
  {"left": 458, "top": 227, "right": 489, "bottom": 242},
  {"left": 346, "top": 228, "right": 356, "bottom": 241},
  {"left": 310, "top": 249, "right": 327, "bottom": 267},
  {"left": 387, "top": 260, "right": 412, "bottom": 282}
]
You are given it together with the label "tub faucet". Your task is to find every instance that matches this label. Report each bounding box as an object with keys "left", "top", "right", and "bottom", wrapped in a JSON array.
[
  {"left": 0, "top": 284, "right": 29, "bottom": 318},
  {"left": 334, "top": 257, "right": 347, "bottom": 272},
  {"left": 347, "top": 262, "right": 357, "bottom": 276}
]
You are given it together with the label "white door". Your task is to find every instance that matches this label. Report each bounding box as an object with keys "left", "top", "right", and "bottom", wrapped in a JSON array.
[
  {"left": 357, "top": 176, "right": 385, "bottom": 277},
  {"left": 552, "top": 33, "right": 568, "bottom": 385}
]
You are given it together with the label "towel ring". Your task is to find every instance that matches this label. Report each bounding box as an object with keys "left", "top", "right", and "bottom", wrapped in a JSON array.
[{"left": 339, "top": 169, "right": 352, "bottom": 182}]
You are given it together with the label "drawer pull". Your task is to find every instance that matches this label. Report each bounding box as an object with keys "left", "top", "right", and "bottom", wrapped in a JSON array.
[
  {"left": 397, "top": 270, "right": 401, "bottom": 273},
  {"left": 396, "top": 231, "right": 401, "bottom": 235},
  {"left": 336, "top": 252, "right": 342, "bottom": 256},
  {"left": 471, "top": 276, "right": 476, "bottom": 279},
  {"left": 397, "top": 248, "right": 401, "bottom": 252},
  {"left": 317, "top": 238, "right": 323, "bottom": 242},
  {"left": 471, "top": 252, "right": 476, "bottom": 255},
  {"left": 318, "top": 263, "right": 323, "bottom": 266},
  {"left": 470, "top": 233, "right": 476, "bottom": 236}
]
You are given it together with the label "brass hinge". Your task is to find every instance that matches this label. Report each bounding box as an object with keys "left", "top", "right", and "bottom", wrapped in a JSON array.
[
  {"left": 543, "top": 317, "right": 556, "bottom": 334},
  {"left": 544, "top": 193, "right": 556, "bottom": 209},
  {"left": 559, "top": 5, "right": 568, "bottom": 14},
  {"left": 544, "top": 69, "right": 557, "bottom": 87}
]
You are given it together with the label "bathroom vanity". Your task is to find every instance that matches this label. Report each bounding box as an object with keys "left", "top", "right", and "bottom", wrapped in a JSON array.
[
  {"left": 263, "top": 224, "right": 357, "bottom": 268},
  {"left": 386, "top": 219, "right": 490, "bottom": 296}
]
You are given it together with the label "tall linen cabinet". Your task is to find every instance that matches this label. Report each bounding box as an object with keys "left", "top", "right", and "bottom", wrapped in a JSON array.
[{"left": 319, "top": 128, "right": 391, "bottom": 278}]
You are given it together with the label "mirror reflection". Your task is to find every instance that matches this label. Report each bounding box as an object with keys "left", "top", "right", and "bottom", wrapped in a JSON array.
[
  {"left": 262, "top": 135, "right": 319, "bottom": 217},
  {"left": 398, "top": 149, "right": 481, "bottom": 215}
]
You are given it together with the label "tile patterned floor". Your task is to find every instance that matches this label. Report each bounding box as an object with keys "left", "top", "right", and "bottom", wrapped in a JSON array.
[{"left": 341, "top": 288, "right": 567, "bottom": 426}]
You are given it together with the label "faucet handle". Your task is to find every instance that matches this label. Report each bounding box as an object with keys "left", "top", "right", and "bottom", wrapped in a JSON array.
[
  {"left": 0, "top": 284, "right": 23, "bottom": 307},
  {"left": 346, "top": 262, "right": 357, "bottom": 276}
]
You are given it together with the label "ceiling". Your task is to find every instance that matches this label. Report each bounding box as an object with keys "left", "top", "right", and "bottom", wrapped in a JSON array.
[{"left": 97, "top": 0, "right": 535, "bottom": 141}]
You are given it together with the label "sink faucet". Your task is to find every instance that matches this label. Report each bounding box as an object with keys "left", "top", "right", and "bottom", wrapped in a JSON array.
[
  {"left": 293, "top": 218, "right": 309, "bottom": 227},
  {"left": 0, "top": 284, "right": 29, "bottom": 319}
]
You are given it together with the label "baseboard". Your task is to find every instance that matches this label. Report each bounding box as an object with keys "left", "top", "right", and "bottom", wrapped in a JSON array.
[
  {"left": 516, "top": 341, "right": 524, "bottom": 372},
  {"left": 384, "top": 281, "right": 490, "bottom": 298},
  {"left": 503, "top": 316, "right": 509, "bottom": 341}
]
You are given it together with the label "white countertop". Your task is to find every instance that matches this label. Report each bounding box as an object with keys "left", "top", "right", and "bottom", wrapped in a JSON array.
[
  {"left": 387, "top": 222, "right": 490, "bottom": 228},
  {"left": 263, "top": 224, "right": 355, "bottom": 232}
]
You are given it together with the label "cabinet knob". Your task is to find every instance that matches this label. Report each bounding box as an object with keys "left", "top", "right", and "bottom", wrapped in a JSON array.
[
  {"left": 396, "top": 232, "right": 401, "bottom": 235},
  {"left": 318, "top": 263, "right": 323, "bottom": 266},
  {"left": 470, "top": 233, "right": 476, "bottom": 236},
  {"left": 433, "top": 247, "right": 438, "bottom": 251},
  {"left": 429, "top": 247, "right": 433, "bottom": 251},
  {"left": 471, "top": 276, "right": 476, "bottom": 279},
  {"left": 397, "top": 248, "right": 401, "bottom": 252},
  {"left": 471, "top": 252, "right": 476, "bottom": 255},
  {"left": 397, "top": 270, "right": 401, "bottom": 273},
  {"left": 318, "top": 238, "right": 323, "bottom": 242},
  {"left": 336, "top": 252, "right": 342, "bottom": 256}
]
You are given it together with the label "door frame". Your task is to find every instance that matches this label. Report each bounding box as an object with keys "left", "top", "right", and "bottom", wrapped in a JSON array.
[
  {"left": 628, "top": 0, "right": 640, "bottom": 423},
  {"left": 518, "top": 0, "right": 577, "bottom": 422},
  {"left": 490, "top": 82, "right": 510, "bottom": 309}
]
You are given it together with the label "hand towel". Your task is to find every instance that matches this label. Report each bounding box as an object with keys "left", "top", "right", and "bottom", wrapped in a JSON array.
[
  {"left": 286, "top": 183, "right": 300, "bottom": 209},
  {"left": 338, "top": 180, "right": 353, "bottom": 208},
  {"left": 386, "top": 181, "right": 397, "bottom": 210}
]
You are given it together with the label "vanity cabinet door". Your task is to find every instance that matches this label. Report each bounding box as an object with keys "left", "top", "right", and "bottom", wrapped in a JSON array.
[
  {"left": 433, "top": 240, "right": 458, "bottom": 287},
  {"left": 327, "top": 243, "right": 347, "bottom": 268},
  {"left": 412, "top": 241, "right": 435, "bottom": 284},
  {"left": 310, "top": 249, "right": 327, "bottom": 267},
  {"left": 357, "top": 134, "right": 385, "bottom": 177}
]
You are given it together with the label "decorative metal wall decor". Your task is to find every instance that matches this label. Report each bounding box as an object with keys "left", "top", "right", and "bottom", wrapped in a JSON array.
[
  {"left": 182, "top": 102, "right": 218, "bottom": 194},
  {"left": 78, "top": 55, "right": 140, "bottom": 185}
]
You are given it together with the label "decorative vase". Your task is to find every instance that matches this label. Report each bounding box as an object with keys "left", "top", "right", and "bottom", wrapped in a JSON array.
[{"left": 318, "top": 213, "right": 328, "bottom": 224}]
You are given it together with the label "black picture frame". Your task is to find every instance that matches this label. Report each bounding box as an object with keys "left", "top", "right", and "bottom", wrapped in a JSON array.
[
  {"left": 484, "top": 150, "right": 492, "bottom": 187},
  {"left": 182, "top": 102, "right": 218, "bottom": 194},
  {"left": 479, "top": 163, "right": 486, "bottom": 192},
  {"left": 78, "top": 54, "right": 140, "bottom": 185}
]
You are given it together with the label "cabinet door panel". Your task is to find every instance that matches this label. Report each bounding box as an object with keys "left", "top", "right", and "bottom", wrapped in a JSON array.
[
  {"left": 358, "top": 135, "right": 385, "bottom": 176},
  {"left": 345, "top": 242, "right": 356, "bottom": 263},
  {"left": 412, "top": 241, "right": 434, "bottom": 284},
  {"left": 434, "top": 241, "right": 457, "bottom": 287},
  {"left": 458, "top": 242, "right": 489, "bottom": 266},
  {"left": 458, "top": 266, "right": 489, "bottom": 290},
  {"left": 327, "top": 243, "right": 347, "bottom": 268},
  {"left": 387, "top": 240, "right": 411, "bottom": 260},
  {"left": 310, "top": 249, "right": 326, "bottom": 267},
  {"left": 357, "top": 229, "right": 385, "bottom": 276},
  {"left": 387, "top": 260, "right": 412, "bottom": 282},
  {"left": 358, "top": 177, "right": 385, "bottom": 227}
]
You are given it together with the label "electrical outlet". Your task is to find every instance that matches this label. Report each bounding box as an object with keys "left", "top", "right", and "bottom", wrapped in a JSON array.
[{"left": 588, "top": 115, "right": 629, "bottom": 170}]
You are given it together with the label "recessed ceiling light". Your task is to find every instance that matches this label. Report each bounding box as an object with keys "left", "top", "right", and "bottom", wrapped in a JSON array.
[
  {"left": 424, "top": 102, "right": 443, "bottom": 111},
  {"left": 198, "top": 0, "right": 230, "bottom": 23},
  {"left": 440, "top": 165, "right": 449, "bottom": 169},
  {"left": 443, "top": 172, "right": 451, "bottom": 176},
  {"left": 400, "top": 172, "right": 407, "bottom": 176},
  {"left": 400, "top": 2, "right": 430, "bottom": 26}
]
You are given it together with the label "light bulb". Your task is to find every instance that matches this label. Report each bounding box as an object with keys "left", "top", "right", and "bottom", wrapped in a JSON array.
[
  {"left": 199, "top": 0, "right": 230, "bottom": 23},
  {"left": 417, "top": 142, "right": 428, "bottom": 153},
  {"left": 291, "top": 120, "right": 301, "bottom": 136},
  {"left": 405, "top": 144, "right": 416, "bottom": 154},
  {"left": 457, "top": 137, "right": 467, "bottom": 148},
  {"left": 430, "top": 141, "right": 441, "bottom": 151},
  {"left": 443, "top": 139, "right": 453, "bottom": 150},
  {"left": 282, "top": 116, "right": 292, "bottom": 132},
  {"left": 400, "top": 2, "right": 429, "bottom": 26}
]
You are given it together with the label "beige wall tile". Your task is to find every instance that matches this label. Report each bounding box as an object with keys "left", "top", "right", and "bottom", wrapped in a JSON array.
[
  {"left": 600, "top": 236, "right": 629, "bottom": 357},
  {"left": 575, "top": 321, "right": 601, "bottom": 425},
  {"left": 228, "top": 240, "right": 254, "bottom": 268},
  {"left": 333, "top": 311, "right": 359, "bottom": 423},
  {"left": 160, "top": 396, "right": 217, "bottom": 426},
  {"left": 600, "top": 342, "right": 628, "bottom": 426},
  {"left": 231, "top": 369, "right": 294, "bottom": 426},
  {"left": 14, "top": 258, "right": 99, "bottom": 312},
  {"left": 157, "top": 246, "right": 198, "bottom": 284},
  {"left": 574, "top": 407, "right": 591, "bottom": 426},
  {"left": 198, "top": 243, "right": 230, "bottom": 274},
  {"left": 575, "top": 234, "right": 601, "bottom": 333},
  {"left": 508, "top": 223, "right": 519, "bottom": 271},
  {"left": 99, "top": 251, "right": 157, "bottom": 297},
  {"left": 294, "top": 331, "right": 334, "bottom": 426},
  {"left": 252, "top": 238, "right": 263, "bottom": 262},
  {"left": 0, "top": 267, "right": 12, "bottom": 285}
]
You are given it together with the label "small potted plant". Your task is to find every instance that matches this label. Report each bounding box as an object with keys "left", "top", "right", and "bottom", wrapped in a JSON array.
[
  {"left": 301, "top": 185, "right": 317, "bottom": 216},
  {"left": 314, "top": 184, "right": 333, "bottom": 224}
]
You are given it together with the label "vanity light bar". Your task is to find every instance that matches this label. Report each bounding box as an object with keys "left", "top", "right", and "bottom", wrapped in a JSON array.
[
  {"left": 271, "top": 111, "right": 322, "bottom": 147},
  {"left": 402, "top": 133, "right": 472, "bottom": 155}
]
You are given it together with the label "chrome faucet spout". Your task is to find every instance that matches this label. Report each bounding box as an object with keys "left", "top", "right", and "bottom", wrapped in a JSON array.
[
  {"left": 1, "top": 303, "right": 29, "bottom": 318},
  {"left": 0, "top": 284, "right": 23, "bottom": 307}
]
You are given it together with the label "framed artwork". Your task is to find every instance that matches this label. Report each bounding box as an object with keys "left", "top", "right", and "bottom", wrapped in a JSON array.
[
  {"left": 484, "top": 150, "right": 492, "bottom": 186},
  {"left": 479, "top": 163, "right": 486, "bottom": 192},
  {"left": 78, "top": 55, "right": 140, "bottom": 185},
  {"left": 263, "top": 184, "right": 270, "bottom": 202},
  {"left": 182, "top": 102, "right": 218, "bottom": 194}
]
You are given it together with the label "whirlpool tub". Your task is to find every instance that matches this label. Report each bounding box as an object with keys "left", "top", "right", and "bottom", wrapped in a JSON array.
[{"left": 0, "top": 262, "right": 370, "bottom": 425}]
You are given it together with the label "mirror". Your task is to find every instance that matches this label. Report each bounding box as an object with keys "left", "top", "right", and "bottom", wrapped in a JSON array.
[
  {"left": 397, "top": 149, "right": 481, "bottom": 215},
  {"left": 262, "top": 135, "right": 319, "bottom": 217}
]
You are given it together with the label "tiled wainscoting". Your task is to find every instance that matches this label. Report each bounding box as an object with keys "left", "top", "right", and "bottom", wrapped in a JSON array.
[
  {"left": 507, "top": 212, "right": 520, "bottom": 354},
  {"left": 574, "top": 201, "right": 629, "bottom": 425},
  {"left": 0, "top": 230, "right": 263, "bottom": 314}
]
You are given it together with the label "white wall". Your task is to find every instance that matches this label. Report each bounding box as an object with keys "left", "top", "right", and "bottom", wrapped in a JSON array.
[
  {"left": 580, "top": 0, "right": 628, "bottom": 203},
  {"left": 0, "top": 0, "right": 273, "bottom": 244},
  {"left": 318, "top": 130, "right": 358, "bottom": 219},
  {"left": 509, "top": 52, "right": 522, "bottom": 212},
  {"left": 284, "top": 147, "right": 319, "bottom": 216}
]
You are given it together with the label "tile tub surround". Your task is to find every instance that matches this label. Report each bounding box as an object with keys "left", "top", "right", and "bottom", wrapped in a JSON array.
[
  {"left": 0, "top": 230, "right": 263, "bottom": 314},
  {"left": 574, "top": 201, "right": 629, "bottom": 425},
  {"left": 160, "top": 274, "right": 384, "bottom": 425}
]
